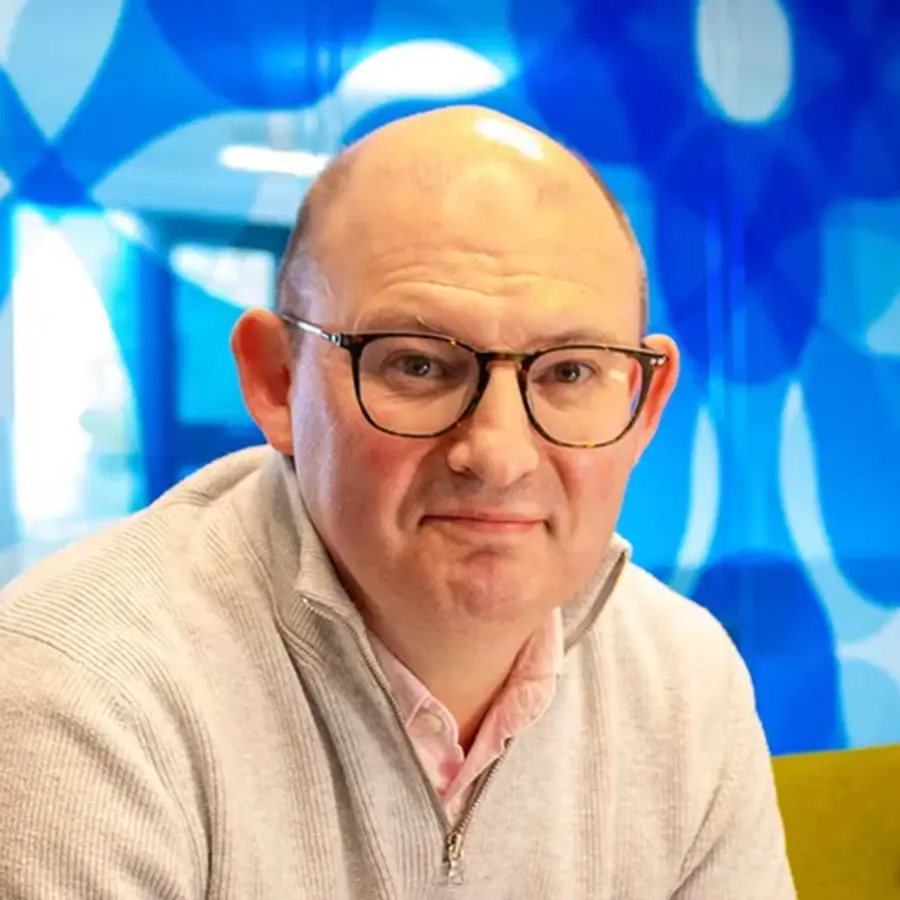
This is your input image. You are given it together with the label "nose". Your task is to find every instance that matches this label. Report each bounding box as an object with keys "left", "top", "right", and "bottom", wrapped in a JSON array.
[{"left": 445, "top": 364, "right": 540, "bottom": 488}]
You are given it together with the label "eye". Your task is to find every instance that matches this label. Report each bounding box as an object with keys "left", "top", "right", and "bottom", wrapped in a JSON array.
[
  {"left": 541, "top": 360, "right": 598, "bottom": 385},
  {"left": 554, "top": 361, "right": 589, "bottom": 383},
  {"left": 389, "top": 354, "right": 446, "bottom": 379}
]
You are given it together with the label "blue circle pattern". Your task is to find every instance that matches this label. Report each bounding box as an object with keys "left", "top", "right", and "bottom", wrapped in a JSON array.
[
  {"left": 800, "top": 326, "right": 900, "bottom": 610},
  {"left": 788, "top": 0, "right": 900, "bottom": 198},
  {"left": 689, "top": 555, "right": 845, "bottom": 755},
  {"left": 144, "top": 0, "right": 377, "bottom": 109},
  {"left": 1, "top": 0, "right": 898, "bottom": 753}
]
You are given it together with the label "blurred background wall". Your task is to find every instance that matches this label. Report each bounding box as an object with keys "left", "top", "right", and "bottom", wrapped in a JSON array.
[{"left": 0, "top": 0, "right": 898, "bottom": 755}]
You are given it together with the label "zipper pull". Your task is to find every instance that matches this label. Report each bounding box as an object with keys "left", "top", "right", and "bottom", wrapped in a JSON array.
[{"left": 445, "top": 830, "right": 465, "bottom": 885}]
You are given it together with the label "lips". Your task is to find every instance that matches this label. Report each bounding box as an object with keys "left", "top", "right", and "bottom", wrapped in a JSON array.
[{"left": 423, "top": 511, "right": 544, "bottom": 534}]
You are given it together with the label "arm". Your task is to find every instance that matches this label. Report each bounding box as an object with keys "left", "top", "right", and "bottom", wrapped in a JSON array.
[
  {"left": 0, "top": 630, "right": 203, "bottom": 900},
  {"left": 672, "top": 655, "right": 797, "bottom": 900}
]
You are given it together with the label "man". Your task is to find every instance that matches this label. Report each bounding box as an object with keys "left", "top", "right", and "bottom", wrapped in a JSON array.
[{"left": 0, "top": 106, "right": 794, "bottom": 898}]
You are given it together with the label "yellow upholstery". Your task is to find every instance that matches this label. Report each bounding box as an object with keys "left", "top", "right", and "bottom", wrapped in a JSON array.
[{"left": 772, "top": 744, "right": 900, "bottom": 899}]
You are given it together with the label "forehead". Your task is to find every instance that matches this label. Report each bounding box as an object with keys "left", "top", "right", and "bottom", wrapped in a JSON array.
[{"left": 310, "top": 156, "right": 643, "bottom": 345}]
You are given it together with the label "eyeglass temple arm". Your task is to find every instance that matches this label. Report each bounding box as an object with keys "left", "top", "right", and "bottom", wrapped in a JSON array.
[{"left": 280, "top": 314, "right": 344, "bottom": 347}]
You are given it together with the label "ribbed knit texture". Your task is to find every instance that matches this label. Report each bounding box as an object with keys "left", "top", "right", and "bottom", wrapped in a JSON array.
[{"left": 0, "top": 447, "right": 795, "bottom": 899}]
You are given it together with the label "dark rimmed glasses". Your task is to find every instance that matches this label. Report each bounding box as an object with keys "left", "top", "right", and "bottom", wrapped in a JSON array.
[{"left": 281, "top": 313, "right": 668, "bottom": 449}]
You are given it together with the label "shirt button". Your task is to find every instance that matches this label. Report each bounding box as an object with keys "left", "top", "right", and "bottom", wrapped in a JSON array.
[{"left": 415, "top": 710, "right": 446, "bottom": 735}]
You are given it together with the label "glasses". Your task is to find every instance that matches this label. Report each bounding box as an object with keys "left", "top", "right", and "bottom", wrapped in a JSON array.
[{"left": 281, "top": 313, "right": 668, "bottom": 449}]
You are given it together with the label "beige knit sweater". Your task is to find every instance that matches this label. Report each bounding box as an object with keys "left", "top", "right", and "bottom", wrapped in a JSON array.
[{"left": 0, "top": 447, "right": 795, "bottom": 898}]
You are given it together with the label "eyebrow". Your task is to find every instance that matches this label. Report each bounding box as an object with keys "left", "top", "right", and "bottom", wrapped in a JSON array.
[
  {"left": 352, "top": 309, "right": 626, "bottom": 348},
  {"left": 354, "top": 310, "right": 435, "bottom": 333}
]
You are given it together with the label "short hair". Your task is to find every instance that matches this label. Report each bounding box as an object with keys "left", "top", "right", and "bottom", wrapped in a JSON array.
[
  {"left": 276, "top": 147, "right": 649, "bottom": 333},
  {"left": 275, "top": 193, "right": 314, "bottom": 315},
  {"left": 276, "top": 146, "right": 448, "bottom": 317},
  {"left": 275, "top": 152, "right": 350, "bottom": 320}
]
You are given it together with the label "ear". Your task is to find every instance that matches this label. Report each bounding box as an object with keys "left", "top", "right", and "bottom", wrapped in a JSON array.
[
  {"left": 631, "top": 333, "right": 680, "bottom": 462},
  {"left": 231, "top": 309, "right": 295, "bottom": 454}
]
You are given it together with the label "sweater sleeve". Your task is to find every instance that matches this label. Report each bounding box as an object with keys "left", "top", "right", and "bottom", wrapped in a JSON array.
[
  {"left": 0, "top": 629, "right": 204, "bottom": 900},
  {"left": 672, "top": 652, "right": 797, "bottom": 900}
]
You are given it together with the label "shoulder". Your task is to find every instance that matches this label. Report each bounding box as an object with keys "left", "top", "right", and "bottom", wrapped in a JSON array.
[
  {"left": 606, "top": 562, "right": 743, "bottom": 672},
  {"left": 582, "top": 563, "right": 780, "bottom": 871},
  {"left": 603, "top": 571, "right": 794, "bottom": 897},
  {"left": 589, "top": 561, "right": 757, "bottom": 749},
  {"left": 0, "top": 446, "right": 273, "bottom": 684}
]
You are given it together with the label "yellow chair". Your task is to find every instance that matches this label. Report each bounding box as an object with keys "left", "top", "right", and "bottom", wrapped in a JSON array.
[{"left": 773, "top": 744, "right": 900, "bottom": 899}]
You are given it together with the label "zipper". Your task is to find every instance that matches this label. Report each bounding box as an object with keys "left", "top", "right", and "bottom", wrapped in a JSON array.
[
  {"left": 445, "top": 830, "right": 465, "bottom": 885},
  {"left": 442, "top": 749, "right": 506, "bottom": 885}
]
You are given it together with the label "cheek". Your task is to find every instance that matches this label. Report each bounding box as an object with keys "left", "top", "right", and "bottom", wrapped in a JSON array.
[
  {"left": 329, "top": 423, "right": 429, "bottom": 530},
  {"left": 556, "top": 447, "right": 633, "bottom": 529},
  {"left": 356, "top": 431, "right": 407, "bottom": 481}
]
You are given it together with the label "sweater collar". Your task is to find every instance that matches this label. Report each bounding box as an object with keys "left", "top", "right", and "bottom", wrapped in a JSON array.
[{"left": 249, "top": 449, "right": 630, "bottom": 651}]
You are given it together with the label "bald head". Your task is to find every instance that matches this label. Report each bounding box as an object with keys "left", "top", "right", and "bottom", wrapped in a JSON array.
[{"left": 277, "top": 106, "right": 648, "bottom": 333}]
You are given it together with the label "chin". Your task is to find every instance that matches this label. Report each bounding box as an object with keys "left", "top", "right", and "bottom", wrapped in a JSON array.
[{"left": 435, "top": 560, "right": 549, "bottom": 624}]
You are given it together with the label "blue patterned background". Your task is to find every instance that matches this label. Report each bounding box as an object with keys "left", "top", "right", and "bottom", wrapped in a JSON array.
[{"left": 0, "top": 0, "right": 898, "bottom": 754}]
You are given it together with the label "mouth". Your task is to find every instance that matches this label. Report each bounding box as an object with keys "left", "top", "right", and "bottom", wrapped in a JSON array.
[{"left": 422, "top": 512, "right": 545, "bottom": 535}]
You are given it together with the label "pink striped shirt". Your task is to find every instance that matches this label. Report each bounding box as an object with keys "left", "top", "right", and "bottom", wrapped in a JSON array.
[{"left": 370, "top": 609, "right": 564, "bottom": 825}]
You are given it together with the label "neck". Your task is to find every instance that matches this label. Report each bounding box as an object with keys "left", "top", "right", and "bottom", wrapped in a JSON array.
[{"left": 370, "top": 616, "right": 541, "bottom": 752}]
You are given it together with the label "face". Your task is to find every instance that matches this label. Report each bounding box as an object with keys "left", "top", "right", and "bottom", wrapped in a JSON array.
[{"left": 235, "top": 143, "right": 678, "bottom": 640}]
